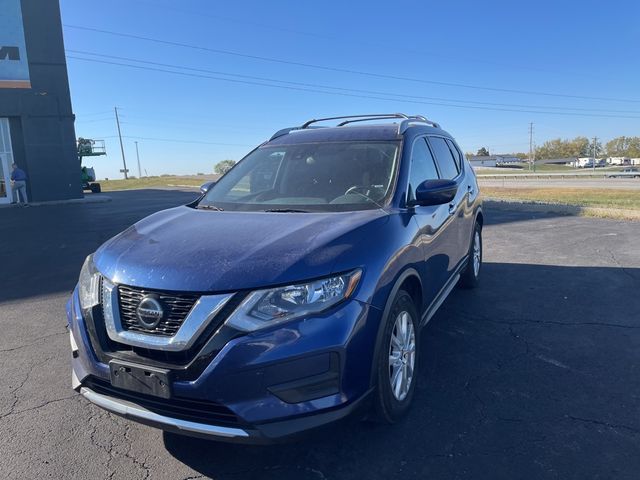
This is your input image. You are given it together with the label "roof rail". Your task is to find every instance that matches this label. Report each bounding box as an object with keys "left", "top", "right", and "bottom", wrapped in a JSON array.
[
  {"left": 301, "top": 113, "right": 408, "bottom": 129},
  {"left": 269, "top": 113, "right": 440, "bottom": 141},
  {"left": 398, "top": 115, "right": 440, "bottom": 133},
  {"left": 268, "top": 125, "right": 328, "bottom": 141},
  {"left": 336, "top": 114, "right": 410, "bottom": 127},
  {"left": 269, "top": 127, "right": 298, "bottom": 141}
]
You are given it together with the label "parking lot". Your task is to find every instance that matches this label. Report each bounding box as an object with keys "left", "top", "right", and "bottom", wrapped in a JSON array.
[{"left": 1, "top": 189, "right": 639, "bottom": 480}]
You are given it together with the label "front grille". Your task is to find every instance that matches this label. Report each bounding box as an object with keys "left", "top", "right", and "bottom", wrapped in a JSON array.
[
  {"left": 84, "top": 377, "right": 242, "bottom": 426},
  {"left": 118, "top": 285, "right": 200, "bottom": 337}
]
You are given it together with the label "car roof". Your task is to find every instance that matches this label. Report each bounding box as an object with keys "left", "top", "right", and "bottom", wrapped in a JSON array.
[{"left": 264, "top": 123, "right": 450, "bottom": 146}]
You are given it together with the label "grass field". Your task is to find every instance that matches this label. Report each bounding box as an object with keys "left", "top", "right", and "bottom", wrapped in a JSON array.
[
  {"left": 482, "top": 187, "right": 640, "bottom": 211},
  {"left": 100, "top": 175, "right": 218, "bottom": 191}
]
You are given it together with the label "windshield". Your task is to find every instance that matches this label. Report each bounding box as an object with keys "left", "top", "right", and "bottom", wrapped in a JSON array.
[{"left": 199, "top": 141, "right": 400, "bottom": 212}]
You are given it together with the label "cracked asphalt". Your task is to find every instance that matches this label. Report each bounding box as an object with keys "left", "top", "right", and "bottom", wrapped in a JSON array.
[{"left": 1, "top": 189, "right": 639, "bottom": 479}]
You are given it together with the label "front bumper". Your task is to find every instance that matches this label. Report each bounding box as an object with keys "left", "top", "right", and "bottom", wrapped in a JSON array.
[
  {"left": 76, "top": 381, "right": 372, "bottom": 444},
  {"left": 80, "top": 385, "right": 249, "bottom": 439},
  {"left": 68, "top": 286, "right": 381, "bottom": 443}
]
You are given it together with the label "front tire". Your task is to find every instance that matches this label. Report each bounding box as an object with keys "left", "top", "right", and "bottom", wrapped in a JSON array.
[
  {"left": 374, "top": 290, "right": 419, "bottom": 423},
  {"left": 459, "top": 221, "right": 482, "bottom": 289}
]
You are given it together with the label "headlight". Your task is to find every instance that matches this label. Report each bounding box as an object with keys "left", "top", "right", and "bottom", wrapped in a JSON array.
[
  {"left": 226, "top": 270, "right": 362, "bottom": 332},
  {"left": 78, "top": 255, "right": 100, "bottom": 311}
]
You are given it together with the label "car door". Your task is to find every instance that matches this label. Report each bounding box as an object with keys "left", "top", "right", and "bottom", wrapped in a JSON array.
[
  {"left": 445, "top": 138, "right": 476, "bottom": 251},
  {"left": 426, "top": 136, "right": 466, "bottom": 274},
  {"left": 407, "top": 137, "right": 458, "bottom": 310}
]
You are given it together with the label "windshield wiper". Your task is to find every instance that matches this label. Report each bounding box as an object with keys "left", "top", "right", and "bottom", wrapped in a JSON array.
[
  {"left": 263, "top": 208, "right": 309, "bottom": 213},
  {"left": 197, "top": 204, "right": 224, "bottom": 211},
  {"left": 347, "top": 191, "right": 385, "bottom": 209}
]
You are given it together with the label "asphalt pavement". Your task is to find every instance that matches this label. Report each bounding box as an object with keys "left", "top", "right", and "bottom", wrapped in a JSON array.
[{"left": 1, "top": 189, "right": 639, "bottom": 480}]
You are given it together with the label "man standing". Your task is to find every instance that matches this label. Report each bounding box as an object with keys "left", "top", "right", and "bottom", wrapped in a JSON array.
[{"left": 10, "top": 163, "right": 28, "bottom": 205}]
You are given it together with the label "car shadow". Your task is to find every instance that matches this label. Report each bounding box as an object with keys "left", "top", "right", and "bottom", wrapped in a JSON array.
[{"left": 163, "top": 261, "right": 640, "bottom": 479}]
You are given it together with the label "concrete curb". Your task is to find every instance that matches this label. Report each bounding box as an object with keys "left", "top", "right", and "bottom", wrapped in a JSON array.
[
  {"left": 166, "top": 184, "right": 200, "bottom": 189},
  {"left": 484, "top": 198, "right": 640, "bottom": 221},
  {"left": 0, "top": 194, "right": 111, "bottom": 209}
]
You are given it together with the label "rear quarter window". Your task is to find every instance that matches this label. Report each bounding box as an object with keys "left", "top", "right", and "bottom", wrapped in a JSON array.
[
  {"left": 445, "top": 138, "right": 463, "bottom": 171},
  {"left": 428, "top": 136, "right": 460, "bottom": 180}
]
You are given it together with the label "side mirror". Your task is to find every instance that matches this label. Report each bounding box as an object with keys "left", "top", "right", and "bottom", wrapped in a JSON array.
[
  {"left": 200, "top": 181, "right": 216, "bottom": 195},
  {"left": 410, "top": 179, "right": 458, "bottom": 207}
]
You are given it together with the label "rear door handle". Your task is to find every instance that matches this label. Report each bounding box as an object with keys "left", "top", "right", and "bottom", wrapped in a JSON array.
[
  {"left": 467, "top": 185, "right": 475, "bottom": 196},
  {"left": 448, "top": 203, "right": 456, "bottom": 215}
]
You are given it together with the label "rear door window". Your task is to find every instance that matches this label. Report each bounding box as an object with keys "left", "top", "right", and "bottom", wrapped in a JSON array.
[
  {"left": 445, "top": 138, "right": 463, "bottom": 171},
  {"left": 428, "top": 136, "right": 460, "bottom": 180}
]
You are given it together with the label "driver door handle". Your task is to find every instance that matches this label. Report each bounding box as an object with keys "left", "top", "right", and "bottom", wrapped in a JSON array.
[
  {"left": 467, "top": 185, "right": 475, "bottom": 196},
  {"left": 448, "top": 203, "right": 456, "bottom": 215}
]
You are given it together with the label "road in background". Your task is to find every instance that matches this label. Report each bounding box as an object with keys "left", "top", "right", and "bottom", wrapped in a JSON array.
[
  {"left": 1, "top": 190, "right": 639, "bottom": 479},
  {"left": 478, "top": 178, "right": 640, "bottom": 189}
]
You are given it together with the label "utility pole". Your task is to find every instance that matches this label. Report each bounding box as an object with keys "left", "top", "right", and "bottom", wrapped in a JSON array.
[
  {"left": 592, "top": 136, "right": 598, "bottom": 172},
  {"left": 528, "top": 122, "right": 534, "bottom": 172},
  {"left": 135, "top": 141, "right": 142, "bottom": 178},
  {"left": 114, "top": 107, "right": 128, "bottom": 179}
]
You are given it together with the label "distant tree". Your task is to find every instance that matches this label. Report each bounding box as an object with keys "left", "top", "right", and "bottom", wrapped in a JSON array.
[
  {"left": 464, "top": 152, "right": 475, "bottom": 158},
  {"left": 535, "top": 137, "right": 591, "bottom": 160},
  {"left": 606, "top": 136, "right": 640, "bottom": 157},
  {"left": 476, "top": 147, "right": 490, "bottom": 156},
  {"left": 590, "top": 138, "right": 604, "bottom": 158},
  {"left": 214, "top": 160, "right": 236, "bottom": 174},
  {"left": 573, "top": 137, "right": 593, "bottom": 157}
]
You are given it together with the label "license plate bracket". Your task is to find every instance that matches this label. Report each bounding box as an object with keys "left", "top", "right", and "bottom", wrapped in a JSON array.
[{"left": 109, "top": 360, "right": 172, "bottom": 399}]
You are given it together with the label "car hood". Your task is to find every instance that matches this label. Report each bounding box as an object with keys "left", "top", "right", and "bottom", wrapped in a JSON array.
[{"left": 94, "top": 206, "right": 388, "bottom": 292}]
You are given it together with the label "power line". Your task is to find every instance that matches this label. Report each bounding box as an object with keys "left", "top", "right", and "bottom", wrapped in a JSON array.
[
  {"left": 67, "top": 50, "right": 640, "bottom": 115},
  {"left": 90, "top": 134, "right": 254, "bottom": 147},
  {"left": 64, "top": 24, "right": 640, "bottom": 104},
  {"left": 75, "top": 116, "right": 115, "bottom": 123},
  {"left": 121, "top": 135, "right": 253, "bottom": 147},
  {"left": 130, "top": 0, "right": 597, "bottom": 80},
  {"left": 74, "top": 110, "right": 113, "bottom": 117},
  {"left": 66, "top": 55, "right": 640, "bottom": 120}
]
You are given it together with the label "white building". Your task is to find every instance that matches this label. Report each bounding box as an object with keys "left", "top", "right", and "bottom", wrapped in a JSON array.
[
  {"left": 467, "top": 154, "right": 522, "bottom": 168},
  {"left": 468, "top": 155, "right": 497, "bottom": 168},
  {"left": 606, "top": 157, "right": 630, "bottom": 165}
]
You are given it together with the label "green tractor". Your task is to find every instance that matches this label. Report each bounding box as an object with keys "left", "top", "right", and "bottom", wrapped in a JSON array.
[{"left": 78, "top": 138, "right": 106, "bottom": 193}]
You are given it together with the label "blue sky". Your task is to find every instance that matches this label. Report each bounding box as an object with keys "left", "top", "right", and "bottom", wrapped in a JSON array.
[{"left": 61, "top": 0, "right": 640, "bottom": 179}]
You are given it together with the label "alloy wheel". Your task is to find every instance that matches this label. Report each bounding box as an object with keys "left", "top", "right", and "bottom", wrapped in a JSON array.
[
  {"left": 473, "top": 231, "right": 481, "bottom": 277},
  {"left": 388, "top": 311, "right": 416, "bottom": 401}
]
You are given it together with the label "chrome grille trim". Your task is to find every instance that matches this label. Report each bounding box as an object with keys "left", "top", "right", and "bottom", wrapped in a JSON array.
[
  {"left": 101, "top": 277, "right": 233, "bottom": 352},
  {"left": 118, "top": 285, "right": 199, "bottom": 337}
]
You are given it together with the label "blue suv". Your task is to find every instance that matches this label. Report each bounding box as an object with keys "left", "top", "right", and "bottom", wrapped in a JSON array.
[{"left": 68, "top": 113, "right": 483, "bottom": 443}]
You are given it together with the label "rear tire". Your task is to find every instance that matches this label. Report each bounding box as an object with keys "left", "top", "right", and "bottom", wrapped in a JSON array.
[
  {"left": 374, "top": 290, "right": 419, "bottom": 423},
  {"left": 90, "top": 183, "right": 102, "bottom": 193},
  {"left": 459, "top": 221, "right": 482, "bottom": 289}
]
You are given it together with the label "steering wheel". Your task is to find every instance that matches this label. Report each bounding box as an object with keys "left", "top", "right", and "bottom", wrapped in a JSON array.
[{"left": 345, "top": 185, "right": 373, "bottom": 197}]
